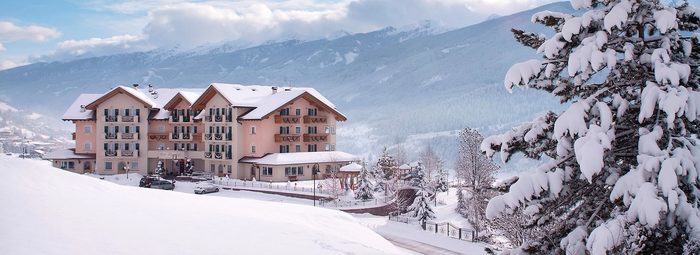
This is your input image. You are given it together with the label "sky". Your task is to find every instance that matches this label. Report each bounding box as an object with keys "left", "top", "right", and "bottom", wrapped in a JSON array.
[{"left": 0, "top": 0, "right": 694, "bottom": 70}]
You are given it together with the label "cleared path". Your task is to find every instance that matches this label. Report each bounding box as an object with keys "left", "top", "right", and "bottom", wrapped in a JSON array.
[{"left": 380, "top": 234, "right": 463, "bottom": 255}]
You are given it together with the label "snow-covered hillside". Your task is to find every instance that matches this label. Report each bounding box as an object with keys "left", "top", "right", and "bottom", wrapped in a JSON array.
[
  {"left": 0, "top": 156, "right": 400, "bottom": 255},
  {"left": 0, "top": 2, "right": 575, "bottom": 166}
]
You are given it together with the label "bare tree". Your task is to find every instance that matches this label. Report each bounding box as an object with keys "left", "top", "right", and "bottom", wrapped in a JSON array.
[{"left": 456, "top": 128, "right": 498, "bottom": 238}]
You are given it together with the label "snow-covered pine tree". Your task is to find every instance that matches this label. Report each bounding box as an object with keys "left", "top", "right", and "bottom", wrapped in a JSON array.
[
  {"left": 483, "top": 0, "right": 700, "bottom": 253},
  {"left": 407, "top": 163, "right": 436, "bottom": 229},
  {"left": 154, "top": 160, "right": 164, "bottom": 176},
  {"left": 435, "top": 165, "right": 449, "bottom": 193},
  {"left": 355, "top": 162, "right": 375, "bottom": 201},
  {"left": 456, "top": 128, "right": 498, "bottom": 238}
]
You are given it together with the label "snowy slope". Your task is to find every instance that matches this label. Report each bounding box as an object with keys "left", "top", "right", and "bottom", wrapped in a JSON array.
[
  {"left": 0, "top": 2, "right": 574, "bottom": 165},
  {"left": 0, "top": 156, "right": 400, "bottom": 255}
]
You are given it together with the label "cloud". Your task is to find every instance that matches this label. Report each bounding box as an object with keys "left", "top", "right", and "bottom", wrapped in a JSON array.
[
  {"left": 0, "top": 21, "right": 61, "bottom": 42},
  {"left": 0, "top": 60, "right": 22, "bottom": 70},
  {"left": 36, "top": 34, "right": 150, "bottom": 62}
]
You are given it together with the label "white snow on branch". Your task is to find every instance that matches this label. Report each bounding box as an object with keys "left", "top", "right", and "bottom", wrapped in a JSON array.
[
  {"left": 504, "top": 59, "right": 541, "bottom": 93},
  {"left": 571, "top": 0, "right": 594, "bottom": 10},
  {"left": 562, "top": 17, "right": 583, "bottom": 41},
  {"left": 654, "top": 9, "right": 678, "bottom": 34},
  {"left": 485, "top": 166, "right": 565, "bottom": 219},
  {"left": 531, "top": 11, "right": 572, "bottom": 23},
  {"left": 554, "top": 101, "right": 590, "bottom": 139},
  {"left": 627, "top": 182, "right": 667, "bottom": 227},
  {"left": 574, "top": 124, "right": 612, "bottom": 183},
  {"left": 586, "top": 216, "right": 626, "bottom": 254},
  {"left": 538, "top": 33, "right": 567, "bottom": 58},
  {"left": 639, "top": 82, "right": 662, "bottom": 123},
  {"left": 604, "top": 0, "right": 632, "bottom": 33}
]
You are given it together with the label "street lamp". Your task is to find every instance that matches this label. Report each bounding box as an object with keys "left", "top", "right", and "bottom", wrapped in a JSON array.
[{"left": 313, "top": 163, "right": 320, "bottom": 206}]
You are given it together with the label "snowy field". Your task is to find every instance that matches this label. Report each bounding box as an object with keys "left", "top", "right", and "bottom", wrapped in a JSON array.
[{"left": 0, "top": 156, "right": 400, "bottom": 255}]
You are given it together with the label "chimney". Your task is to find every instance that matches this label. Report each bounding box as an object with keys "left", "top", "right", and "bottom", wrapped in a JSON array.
[
  {"left": 80, "top": 105, "right": 86, "bottom": 113},
  {"left": 132, "top": 83, "right": 139, "bottom": 88},
  {"left": 272, "top": 86, "right": 278, "bottom": 94}
]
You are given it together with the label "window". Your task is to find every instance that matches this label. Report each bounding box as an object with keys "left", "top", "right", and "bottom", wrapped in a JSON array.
[
  {"left": 210, "top": 164, "right": 215, "bottom": 173},
  {"left": 284, "top": 166, "right": 304, "bottom": 176},
  {"left": 262, "top": 167, "right": 273, "bottom": 176},
  {"left": 279, "top": 126, "right": 290, "bottom": 134},
  {"left": 251, "top": 126, "right": 256, "bottom": 134},
  {"left": 68, "top": 161, "right": 75, "bottom": 169},
  {"left": 158, "top": 125, "right": 165, "bottom": 133},
  {"left": 125, "top": 109, "right": 130, "bottom": 116},
  {"left": 84, "top": 142, "right": 92, "bottom": 151},
  {"left": 295, "top": 108, "right": 301, "bottom": 116},
  {"left": 295, "top": 126, "right": 301, "bottom": 134},
  {"left": 280, "top": 108, "right": 290, "bottom": 116},
  {"left": 131, "top": 162, "right": 139, "bottom": 170},
  {"left": 84, "top": 125, "right": 92, "bottom": 134},
  {"left": 227, "top": 165, "right": 232, "bottom": 174},
  {"left": 308, "top": 108, "right": 317, "bottom": 116},
  {"left": 308, "top": 126, "right": 317, "bottom": 134},
  {"left": 325, "top": 144, "right": 331, "bottom": 151},
  {"left": 105, "top": 162, "right": 113, "bottom": 170},
  {"left": 295, "top": 144, "right": 301, "bottom": 152},
  {"left": 251, "top": 145, "right": 256, "bottom": 153},
  {"left": 280, "top": 145, "right": 289, "bottom": 153},
  {"left": 308, "top": 144, "right": 317, "bottom": 152},
  {"left": 325, "top": 126, "right": 330, "bottom": 134},
  {"left": 135, "top": 109, "right": 140, "bottom": 116}
]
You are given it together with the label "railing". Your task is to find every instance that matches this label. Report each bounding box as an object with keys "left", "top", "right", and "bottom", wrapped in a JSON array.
[
  {"left": 214, "top": 133, "right": 223, "bottom": 140},
  {"left": 275, "top": 134, "right": 300, "bottom": 142},
  {"left": 122, "top": 116, "right": 134, "bottom": 122},
  {"left": 171, "top": 133, "right": 179, "bottom": 139},
  {"left": 387, "top": 213, "right": 476, "bottom": 242},
  {"left": 121, "top": 150, "right": 136, "bottom": 157},
  {"left": 274, "top": 115, "right": 301, "bottom": 124},
  {"left": 105, "top": 133, "right": 117, "bottom": 139},
  {"left": 121, "top": 133, "right": 135, "bottom": 140},
  {"left": 105, "top": 150, "right": 117, "bottom": 157},
  {"left": 204, "top": 133, "right": 212, "bottom": 140},
  {"left": 171, "top": 116, "right": 179, "bottom": 122},
  {"left": 303, "top": 134, "right": 328, "bottom": 142},
  {"left": 215, "top": 115, "right": 223, "bottom": 122},
  {"left": 204, "top": 152, "right": 212, "bottom": 158},
  {"left": 105, "top": 116, "right": 117, "bottom": 122},
  {"left": 214, "top": 152, "right": 223, "bottom": 159},
  {"left": 303, "top": 115, "right": 328, "bottom": 124},
  {"left": 205, "top": 115, "right": 212, "bottom": 122},
  {"left": 182, "top": 133, "right": 191, "bottom": 140}
]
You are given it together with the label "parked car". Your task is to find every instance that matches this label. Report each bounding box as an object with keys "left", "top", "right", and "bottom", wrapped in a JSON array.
[
  {"left": 139, "top": 176, "right": 157, "bottom": 188},
  {"left": 194, "top": 183, "right": 219, "bottom": 194},
  {"left": 150, "top": 180, "right": 175, "bottom": 190}
]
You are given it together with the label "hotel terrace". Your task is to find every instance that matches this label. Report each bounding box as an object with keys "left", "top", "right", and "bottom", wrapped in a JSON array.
[{"left": 44, "top": 83, "right": 359, "bottom": 182}]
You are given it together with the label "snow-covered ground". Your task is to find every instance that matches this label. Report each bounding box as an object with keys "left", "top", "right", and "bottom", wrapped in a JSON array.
[{"left": 0, "top": 156, "right": 400, "bottom": 255}]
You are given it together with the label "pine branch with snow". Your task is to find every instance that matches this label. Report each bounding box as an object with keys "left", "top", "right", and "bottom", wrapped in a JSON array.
[
  {"left": 484, "top": 0, "right": 700, "bottom": 253},
  {"left": 355, "top": 163, "right": 375, "bottom": 201}
]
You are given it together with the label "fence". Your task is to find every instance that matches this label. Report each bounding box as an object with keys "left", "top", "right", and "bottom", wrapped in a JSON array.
[
  {"left": 318, "top": 196, "right": 392, "bottom": 208},
  {"left": 211, "top": 177, "right": 332, "bottom": 195},
  {"left": 388, "top": 214, "right": 476, "bottom": 242}
]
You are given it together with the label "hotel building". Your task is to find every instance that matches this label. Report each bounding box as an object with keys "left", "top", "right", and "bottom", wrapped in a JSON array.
[{"left": 45, "top": 83, "right": 358, "bottom": 182}]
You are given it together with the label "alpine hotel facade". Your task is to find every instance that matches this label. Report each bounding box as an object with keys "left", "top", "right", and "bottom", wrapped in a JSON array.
[{"left": 46, "top": 83, "right": 358, "bottom": 182}]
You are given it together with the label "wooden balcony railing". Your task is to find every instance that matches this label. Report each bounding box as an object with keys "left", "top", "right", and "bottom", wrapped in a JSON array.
[
  {"left": 214, "top": 152, "right": 223, "bottom": 159},
  {"left": 204, "top": 133, "right": 212, "bottom": 140},
  {"left": 121, "top": 133, "right": 135, "bottom": 140},
  {"left": 275, "top": 134, "right": 301, "bottom": 143},
  {"left": 214, "top": 133, "right": 223, "bottom": 140},
  {"left": 204, "top": 152, "right": 212, "bottom": 158},
  {"left": 303, "top": 115, "right": 328, "bottom": 124},
  {"left": 105, "top": 150, "right": 117, "bottom": 157},
  {"left": 121, "top": 116, "right": 135, "bottom": 122},
  {"left": 303, "top": 134, "right": 328, "bottom": 142},
  {"left": 105, "top": 133, "right": 117, "bottom": 139},
  {"left": 121, "top": 150, "right": 137, "bottom": 157},
  {"left": 274, "top": 115, "right": 301, "bottom": 124}
]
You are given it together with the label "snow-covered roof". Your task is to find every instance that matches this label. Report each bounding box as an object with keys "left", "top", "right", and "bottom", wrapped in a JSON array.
[
  {"left": 149, "top": 88, "right": 205, "bottom": 119},
  {"left": 239, "top": 90, "right": 306, "bottom": 119},
  {"left": 43, "top": 148, "right": 95, "bottom": 160},
  {"left": 339, "top": 162, "right": 362, "bottom": 172},
  {"left": 240, "top": 151, "right": 358, "bottom": 165},
  {"left": 62, "top": 94, "right": 102, "bottom": 120},
  {"left": 398, "top": 164, "right": 411, "bottom": 170}
]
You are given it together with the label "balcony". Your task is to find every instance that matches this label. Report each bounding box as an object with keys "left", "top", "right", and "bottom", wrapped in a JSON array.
[
  {"left": 105, "top": 150, "right": 117, "bottom": 157},
  {"left": 105, "top": 116, "right": 117, "bottom": 122},
  {"left": 182, "top": 133, "right": 191, "bottom": 140},
  {"left": 148, "top": 133, "right": 168, "bottom": 140},
  {"left": 214, "top": 133, "right": 223, "bottom": 140},
  {"left": 121, "top": 133, "right": 135, "bottom": 140},
  {"left": 275, "top": 134, "right": 301, "bottom": 143},
  {"left": 215, "top": 115, "right": 223, "bottom": 122},
  {"left": 121, "top": 116, "right": 135, "bottom": 122},
  {"left": 121, "top": 150, "right": 138, "bottom": 157},
  {"left": 275, "top": 115, "right": 301, "bottom": 124},
  {"left": 204, "top": 152, "right": 212, "bottom": 158},
  {"left": 204, "top": 133, "right": 212, "bottom": 140},
  {"left": 171, "top": 133, "right": 179, "bottom": 140},
  {"left": 214, "top": 152, "right": 223, "bottom": 159},
  {"left": 205, "top": 115, "right": 213, "bottom": 122},
  {"left": 303, "top": 115, "right": 328, "bottom": 124},
  {"left": 303, "top": 134, "right": 328, "bottom": 142},
  {"left": 105, "top": 133, "right": 117, "bottom": 140}
]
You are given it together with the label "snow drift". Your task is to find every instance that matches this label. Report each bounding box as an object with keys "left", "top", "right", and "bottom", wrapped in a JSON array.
[{"left": 0, "top": 156, "right": 399, "bottom": 255}]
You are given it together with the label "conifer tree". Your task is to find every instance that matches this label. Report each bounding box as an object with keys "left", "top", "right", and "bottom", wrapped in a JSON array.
[
  {"left": 483, "top": 0, "right": 700, "bottom": 253},
  {"left": 355, "top": 162, "right": 375, "bottom": 200},
  {"left": 407, "top": 163, "right": 436, "bottom": 229}
]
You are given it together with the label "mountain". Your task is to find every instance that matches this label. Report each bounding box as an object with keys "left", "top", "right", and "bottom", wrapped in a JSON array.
[
  {"left": 0, "top": 2, "right": 574, "bottom": 168},
  {"left": 0, "top": 100, "right": 72, "bottom": 154}
]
